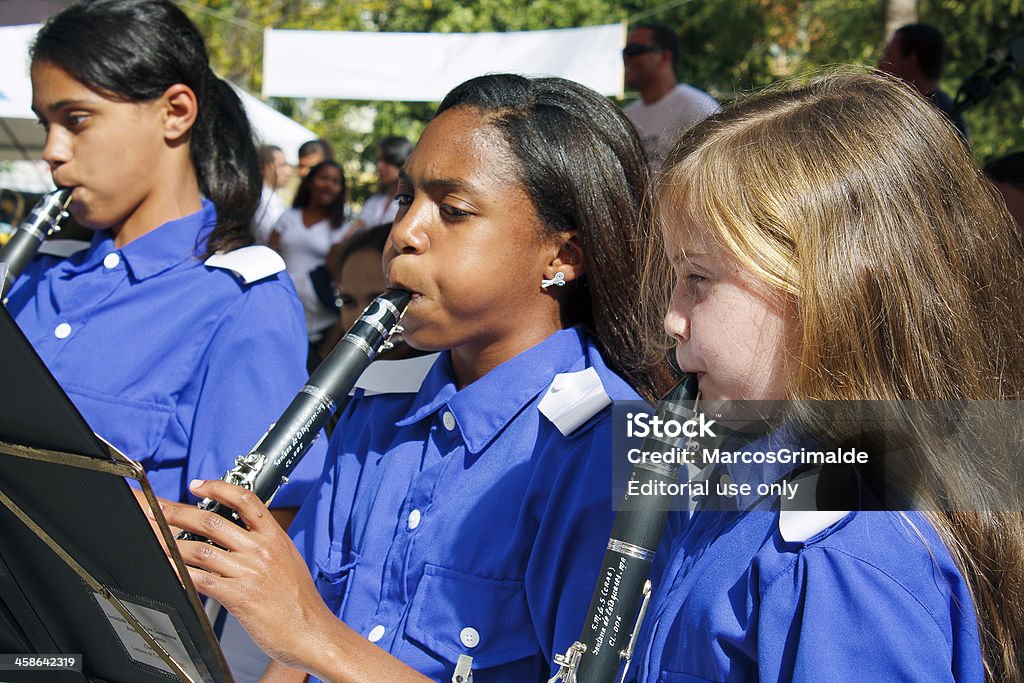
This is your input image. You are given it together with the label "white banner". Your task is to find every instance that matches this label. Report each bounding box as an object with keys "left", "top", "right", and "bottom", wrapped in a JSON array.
[{"left": 263, "top": 23, "right": 626, "bottom": 102}]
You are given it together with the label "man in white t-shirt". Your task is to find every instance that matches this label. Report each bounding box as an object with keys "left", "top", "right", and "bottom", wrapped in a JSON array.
[
  {"left": 253, "top": 144, "right": 292, "bottom": 243},
  {"left": 622, "top": 23, "right": 720, "bottom": 169}
]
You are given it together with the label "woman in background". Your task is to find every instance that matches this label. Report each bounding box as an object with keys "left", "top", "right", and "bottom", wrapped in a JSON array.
[{"left": 270, "top": 159, "right": 351, "bottom": 366}]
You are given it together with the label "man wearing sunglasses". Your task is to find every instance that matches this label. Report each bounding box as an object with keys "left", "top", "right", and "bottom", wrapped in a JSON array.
[{"left": 622, "top": 23, "right": 719, "bottom": 169}]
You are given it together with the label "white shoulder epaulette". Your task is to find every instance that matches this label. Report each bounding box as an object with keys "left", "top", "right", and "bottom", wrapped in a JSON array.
[
  {"left": 37, "top": 239, "right": 90, "bottom": 258},
  {"left": 778, "top": 468, "right": 851, "bottom": 542},
  {"left": 353, "top": 353, "right": 439, "bottom": 396},
  {"left": 538, "top": 366, "right": 611, "bottom": 436},
  {"left": 205, "top": 245, "right": 286, "bottom": 284}
]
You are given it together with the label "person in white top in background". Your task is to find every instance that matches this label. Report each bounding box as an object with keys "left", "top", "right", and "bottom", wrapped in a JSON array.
[
  {"left": 622, "top": 23, "right": 719, "bottom": 169},
  {"left": 269, "top": 159, "right": 351, "bottom": 365},
  {"left": 348, "top": 136, "right": 413, "bottom": 233},
  {"left": 254, "top": 144, "right": 292, "bottom": 243}
]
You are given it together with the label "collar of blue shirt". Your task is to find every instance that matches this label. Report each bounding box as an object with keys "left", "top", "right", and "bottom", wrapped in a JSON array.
[
  {"left": 66, "top": 199, "right": 217, "bottom": 281},
  {"left": 394, "top": 326, "right": 617, "bottom": 454}
]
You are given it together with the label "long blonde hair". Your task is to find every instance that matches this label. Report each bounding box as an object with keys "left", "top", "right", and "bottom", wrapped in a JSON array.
[{"left": 651, "top": 69, "right": 1024, "bottom": 680}]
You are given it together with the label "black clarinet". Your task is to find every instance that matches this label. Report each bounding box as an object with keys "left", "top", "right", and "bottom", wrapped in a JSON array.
[
  {"left": 550, "top": 374, "right": 700, "bottom": 683},
  {"left": 178, "top": 289, "right": 412, "bottom": 541},
  {"left": 1, "top": 188, "right": 72, "bottom": 299}
]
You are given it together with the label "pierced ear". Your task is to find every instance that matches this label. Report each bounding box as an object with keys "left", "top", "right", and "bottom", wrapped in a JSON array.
[
  {"left": 161, "top": 83, "right": 198, "bottom": 143},
  {"left": 545, "top": 232, "right": 585, "bottom": 284}
]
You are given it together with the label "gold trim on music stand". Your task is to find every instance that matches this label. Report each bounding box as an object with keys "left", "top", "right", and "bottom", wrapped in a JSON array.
[{"left": 0, "top": 436, "right": 233, "bottom": 682}]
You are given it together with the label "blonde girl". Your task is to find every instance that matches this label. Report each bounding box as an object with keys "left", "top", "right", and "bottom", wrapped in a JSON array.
[{"left": 639, "top": 69, "right": 1024, "bottom": 681}]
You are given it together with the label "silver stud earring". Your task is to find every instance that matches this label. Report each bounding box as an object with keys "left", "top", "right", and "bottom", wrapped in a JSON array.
[{"left": 541, "top": 272, "right": 566, "bottom": 289}]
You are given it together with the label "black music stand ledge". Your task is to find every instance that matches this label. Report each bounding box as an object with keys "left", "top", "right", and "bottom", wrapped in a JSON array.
[{"left": 0, "top": 304, "right": 233, "bottom": 682}]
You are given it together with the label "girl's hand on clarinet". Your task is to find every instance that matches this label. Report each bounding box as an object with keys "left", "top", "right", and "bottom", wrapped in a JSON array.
[{"left": 161, "top": 479, "right": 337, "bottom": 671}]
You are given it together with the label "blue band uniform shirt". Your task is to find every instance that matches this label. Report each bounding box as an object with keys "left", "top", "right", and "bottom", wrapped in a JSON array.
[
  {"left": 6, "top": 199, "right": 328, "bottom": 505},
  {"left": 290, "top": 327, "right": 642, "bottom": 682}
]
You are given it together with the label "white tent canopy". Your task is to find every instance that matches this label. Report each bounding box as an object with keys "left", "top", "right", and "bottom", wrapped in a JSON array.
[
  {"left": 0, "top": 26, "right": 42, "bottom": 164},
  {"left": 263, "top": 23, "right": 626, "bottom": 102},
  {"left": 0, "top": 23, "right": 318, "bottom": 189}
]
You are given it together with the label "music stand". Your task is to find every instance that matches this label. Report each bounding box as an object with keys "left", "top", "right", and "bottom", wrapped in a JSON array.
[{"left": 0, "top": 304, "right": 233, "bottom": 682}]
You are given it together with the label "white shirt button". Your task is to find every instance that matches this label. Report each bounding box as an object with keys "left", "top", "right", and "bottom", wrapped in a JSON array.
[
  {"left": 54, "top": 323, "right": 72, "bottom": 339},
  {"left": 103, "top": 252, "right": 120, "bottom": 269},
  {"left": 442, "top": 411, "right": 456, "bottom": 431},
  {"left": 407, "top": 509, "right": 421, "bottom": 530},
  {"left": 460, "top": 627, "right": 480, "bottom": 648},
  {"left": 367, "top": 625, "right": 386, "bottom": 642}
]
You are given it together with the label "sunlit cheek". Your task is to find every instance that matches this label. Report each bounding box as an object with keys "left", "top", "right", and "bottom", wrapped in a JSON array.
[{"left": 741, "top": 313, "right": 790, "bottom": 399}]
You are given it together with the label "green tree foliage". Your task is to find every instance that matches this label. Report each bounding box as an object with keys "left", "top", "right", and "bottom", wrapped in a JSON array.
[{"left": 180, "top": 0, "right": 1023, "bottom": 205}]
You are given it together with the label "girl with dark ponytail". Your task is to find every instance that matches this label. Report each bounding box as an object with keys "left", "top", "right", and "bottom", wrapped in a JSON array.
[{"left": 6, "top": 0, "right": 327, "bottom": 512}]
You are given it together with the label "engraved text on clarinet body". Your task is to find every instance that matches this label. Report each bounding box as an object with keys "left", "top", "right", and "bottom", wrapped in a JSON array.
[{"left": 587, "top": 557, "right": 627, "bottom": 654}]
